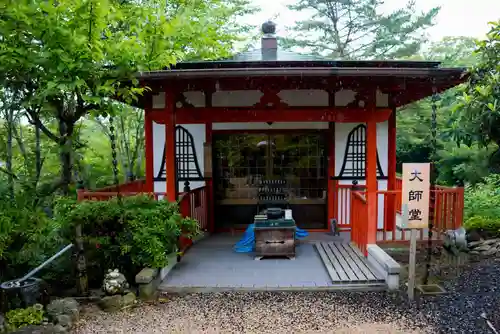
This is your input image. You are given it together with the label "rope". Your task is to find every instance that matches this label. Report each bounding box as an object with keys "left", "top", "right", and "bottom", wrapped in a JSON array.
[{"left": 423, "top": 78, "right": 439, "bottom": 285}]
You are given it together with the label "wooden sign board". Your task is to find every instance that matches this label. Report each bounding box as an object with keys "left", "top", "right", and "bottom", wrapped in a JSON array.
[
  {"left": 401, "top": 163, "right": 431, "bottom": 229},
  {"left": 203, "top": 142, "right": 212, "bottom": 178}
]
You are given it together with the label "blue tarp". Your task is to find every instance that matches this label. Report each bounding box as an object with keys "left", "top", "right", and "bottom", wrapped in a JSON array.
[{"left": 233, "top": 224, "right": 309, "bottom": 253}]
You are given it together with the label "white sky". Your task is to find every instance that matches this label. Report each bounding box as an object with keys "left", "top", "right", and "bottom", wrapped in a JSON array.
[{"left": 244, "top": 0, "right": 499, "bottom": 42}]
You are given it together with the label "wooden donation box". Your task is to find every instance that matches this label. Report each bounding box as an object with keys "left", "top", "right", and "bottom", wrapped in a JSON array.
[{"left": 254, "top": 211, "right": 296, "bottom": 260}]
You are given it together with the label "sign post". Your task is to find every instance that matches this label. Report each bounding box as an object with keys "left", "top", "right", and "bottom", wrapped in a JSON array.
[{"left": 401, "top": 163, "right": 431, "bottom": 300}]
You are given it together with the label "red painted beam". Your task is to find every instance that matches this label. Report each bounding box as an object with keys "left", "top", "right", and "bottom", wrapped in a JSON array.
[
  {"left": 386, "top": 109, "right": 397, "bottom": 231},
  {"left": 366, "top": 117, "right": 378, "bottom": 245},
  {"left": 327, "top": 122, "right": 335, "bottom": 230},
  {"left": 144, "top": 110, "right": 154, "bottom": 193},
  {"left": 150, "top": 107, "right": 392, "bottom": 124}
]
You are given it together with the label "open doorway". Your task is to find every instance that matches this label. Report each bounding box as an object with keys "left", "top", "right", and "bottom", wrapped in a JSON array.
[{"left": 213, "top": 130, "right": 328, "bottom": 230}]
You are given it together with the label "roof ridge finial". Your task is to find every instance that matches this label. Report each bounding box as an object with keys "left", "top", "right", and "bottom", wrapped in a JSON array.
[{"left": 262, "top": 20, "right": 276, "bottom": 35}]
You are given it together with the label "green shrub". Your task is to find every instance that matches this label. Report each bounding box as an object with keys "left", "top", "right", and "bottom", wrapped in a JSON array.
[
  {"left": 464, "top": 215, "right": 500, "bottom": 236},
  {"left": 463, "top": 174, "right": 500, "bottom": 221},
  {"left": 54, "top": 195, "right": 199, "bottom": 282},
  {"left": 5, "top": 304, "right": 44, "bottom": 331},
  {"left": 0, "top": 198, "right": 70, "bottom": 284}
]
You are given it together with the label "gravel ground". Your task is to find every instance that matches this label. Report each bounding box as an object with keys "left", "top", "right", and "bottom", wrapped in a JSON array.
[
  {"left": 74, "top": 291, "right": 431, "bottom": 334},
  {"left": 417, "top": 257, "right": 500, "bottom": 334},
  {"left": 73, "top": 258, "right": 500, "bottom": 334}
]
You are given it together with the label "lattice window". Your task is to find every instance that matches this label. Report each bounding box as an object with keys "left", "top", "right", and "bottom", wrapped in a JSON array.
[
  {"left": 337, "top": 124, "right": 384, "bottom": 179},
  {"left": 213, "top": 133, "right": 327, "bottom": 200},
  {"left": 155, "top": 126, "right": 203, "bottom": 182}
]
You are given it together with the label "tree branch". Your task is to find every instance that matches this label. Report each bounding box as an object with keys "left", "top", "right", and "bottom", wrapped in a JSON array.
[
  {"left": 0, "top": 166, "right": 19, "bottom": 180},
  {"left": 25, "top": 108, "right": 61, "bottom": 143}
]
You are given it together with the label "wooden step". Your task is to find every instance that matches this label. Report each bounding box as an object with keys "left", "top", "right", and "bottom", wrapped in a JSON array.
[{"left": 314, "top": 242, "right": 385, "bottom": 284}]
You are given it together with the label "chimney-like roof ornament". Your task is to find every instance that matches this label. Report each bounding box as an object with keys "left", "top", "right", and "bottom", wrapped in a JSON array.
[{"left": 262, "top": 21, "right": 276, "bottom": 35}]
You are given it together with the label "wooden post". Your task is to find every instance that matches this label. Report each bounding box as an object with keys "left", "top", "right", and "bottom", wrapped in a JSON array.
[
  {"left": 387, "top": 108, "right": 397, "bottom": 231},
  {"left": 366, "top": 118, "right": 378, "bottom": 244},
  {"left": 144, "top": 98, "right": 154, "bottom": 193},
  {"left": 408, "top": 233, "right": 418, "bottom": 300},
  {"left": 205, "top": 123, "right": 215, "bottom": 233},
  {"left": 165, "top": 90, "right": 176, "bottom": 202},
  {"left": 400, "top": 203, "right": 416, "bottom": 300},
  {"left": 327, "top": 122, "right": 335, "bottom": 231}
]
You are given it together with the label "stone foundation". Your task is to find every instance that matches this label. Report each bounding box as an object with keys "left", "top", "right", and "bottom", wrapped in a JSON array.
[
  {"left": 366, "top": 244, "right": 401, "bottom": 291},
  {"left": 135, "top": 252, "right": 177, "bottom": 301}
]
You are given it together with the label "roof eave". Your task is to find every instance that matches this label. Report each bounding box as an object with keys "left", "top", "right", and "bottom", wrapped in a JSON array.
[{"left": 137, "top": 66, "right": 467, "bottom": 80}]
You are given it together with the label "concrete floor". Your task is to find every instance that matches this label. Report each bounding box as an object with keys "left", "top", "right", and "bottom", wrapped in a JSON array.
[{"left": 159, "top": 232, "right": 386, "bottom": 292}]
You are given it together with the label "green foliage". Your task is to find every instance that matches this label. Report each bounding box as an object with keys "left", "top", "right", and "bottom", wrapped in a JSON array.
[
  {"left": 54, "top": 195, "right": 199, "bottom": 279},
  {"left": 283, "top": 0, "right": 439, "bottom": 59},
  {"left": 463, "top": 174, "right": 500, "bottom": 221},
  {"left": 451, "top": 21, "right": 500, "bottom": 169},
  {"left": 0, "top": 0, "right": 255, "bottom": 195},
  {"left": 83, "top": 105, "right": 145, "bottom": 189},
  {"left": 0, "top": 0, "right": 253, "bottom": 293},
  {"left": 463, "top": 216, "right": 500, "bottom": 237},
  {"left": 435, "top": 144, "right": 494, "bottom": 185},
  {"left": 5, "top": 304, "right": 45, "bottom": 331},
  {"left": 396, "top": 36, "right": 484, "bottom": 186},
  {"left": 0, "top": 188, "right": 69, "bottom": 283}
]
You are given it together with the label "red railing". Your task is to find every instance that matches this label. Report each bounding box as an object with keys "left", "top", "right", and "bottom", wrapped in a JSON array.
[
  {"left": 350, "top": 191, "right": 369, "bottom": 255},
  {"left": 377, "top": 190, "right": 416, "bottom": 242},
  {"left": 178, "top": 186, "right": 208, "bottom": 252},
  {"left": 178, "top": 186, "right": 208, "bottom": 231},
  {"left": 77, "top": 191, "right": 167, "bottom": 201},
  {"left": 333, "top": 181, "right": 366, "bottom": 227},
  {"left": 394, "top": 177, "right": 464, "bottom": 231},
  {"left": 335, "top": 177, "right": 464, "bottom": 247},
  {"left": 376, "top": 179, "right": 465, "bottom": 243},
  {"left": 91, "top": 180, "right": 146, "bottom": 193},
  {"left": 395, "top": 177, "right": 402, "bottom": 214}
]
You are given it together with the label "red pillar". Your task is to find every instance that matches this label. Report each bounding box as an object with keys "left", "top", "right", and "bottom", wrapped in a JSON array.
[
  {"left": 165, "top": 90, "right": 177, "bottom": 202},
  {"left": 366, "top": 117, "right": 378, "bottom": 245},
  {"left": 386, "top": 108, "right": 397, "bottom": 231},
  {"left": 144, "top": 98, "right": 154, "bottom": 193},
  {"left": 205, "top": 123, "right": 215, "bottom": 233},
  {"left": 327, "top": 122, "right": 335, "bottom": 230}
]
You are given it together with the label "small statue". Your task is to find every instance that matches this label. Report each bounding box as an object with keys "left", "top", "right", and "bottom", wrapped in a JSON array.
[{"left": 102, "top": 269, "right": 129, "bottom": 295}]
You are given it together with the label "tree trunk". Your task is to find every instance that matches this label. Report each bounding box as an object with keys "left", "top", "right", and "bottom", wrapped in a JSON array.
[
  {"left": 58, "top": 120, "right": 74, "bottom": 195},
  {"left": 6, "top": 106, "right": 14, "bottom": 199},
  {"left": 59, "top": 116, "right": 89, "bottom": 296},
  {"left": 35, "top": 120, "right": 42, "bottom": 180},
  {"left": 119, "top": 115, "right": 133, "bottom": 182}
]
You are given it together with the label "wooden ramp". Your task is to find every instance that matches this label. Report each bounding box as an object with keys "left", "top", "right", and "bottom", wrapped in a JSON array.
[{"left": 314, "top": 242, "right": 385, "bottom": 285}]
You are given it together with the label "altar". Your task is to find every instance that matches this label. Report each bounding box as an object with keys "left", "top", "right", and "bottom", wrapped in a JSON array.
[{"left": 254, "top": 214, "right": 297, "bottom": 260}]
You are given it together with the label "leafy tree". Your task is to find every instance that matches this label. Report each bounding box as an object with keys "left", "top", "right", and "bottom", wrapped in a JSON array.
[
  {"left": 283, "top": 0, "right": 439, "bottom": 59},
  {"left": 396, "top": 36, "right": 484, "bottom": 185},
  {"left": 88, "top": 104, "right": 145, "bottom": 187},
  {"left": 0, "top": 0, "right": 252, "bottom": 195},
  {"left": 451, "top": 21, "right": 500, "bottom": 171},
  {"left": 0, "top": 0, "right": 256, "bottom": 295}
]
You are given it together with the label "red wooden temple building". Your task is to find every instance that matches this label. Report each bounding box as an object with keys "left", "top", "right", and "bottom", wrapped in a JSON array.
[{"left": 81, "top": 21, "right": 466, "bottom": 257}]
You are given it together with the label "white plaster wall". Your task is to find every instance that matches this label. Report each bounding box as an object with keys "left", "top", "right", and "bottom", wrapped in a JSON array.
[
  {"left": 152, "top": 122, "right": 206, "bottom": 192},
  {"left": 335, "top": 122, "right": 388, "bottom": 176},
  {"left": 335, "top": 122, "right": 389, "bottom": 229},
  {"left": 161, "top": 88, "right": 389, "bottom": 109}
]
